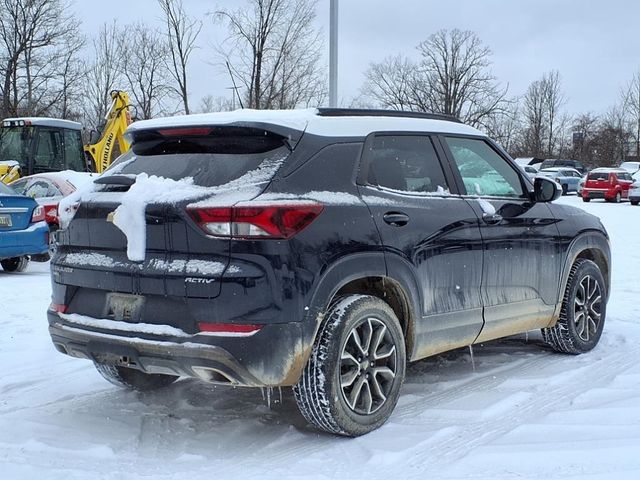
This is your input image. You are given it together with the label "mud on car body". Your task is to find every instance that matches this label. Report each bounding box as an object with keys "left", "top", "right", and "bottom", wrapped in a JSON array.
[{"left": 48, "top": 108, "right": 611, "bottom": 436}]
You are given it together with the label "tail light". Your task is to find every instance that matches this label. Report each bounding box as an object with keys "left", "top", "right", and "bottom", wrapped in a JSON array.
[
  {"left": 187, "top": 203, "right": 324, "bottom": 239},
  {"left": 31, "top": 205, "right": 45, "bottom": 222},
  {"left": 197, "top": 322, "right": 263, "bottom": 336},
  {"left": 610, "top": 176, "right": 615, "bottom": 185},
  {"left": 49, "top": 303, "right": 68, "bottom": 314}
]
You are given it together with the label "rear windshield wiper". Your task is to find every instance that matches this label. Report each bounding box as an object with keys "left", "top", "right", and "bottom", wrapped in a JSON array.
[{"left": 93, "top": 174, "right": 136, "bottom": 186}]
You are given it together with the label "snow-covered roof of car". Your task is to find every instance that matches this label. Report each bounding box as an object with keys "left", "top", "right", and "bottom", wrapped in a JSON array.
[
  {"left": 2, "top": 117, "right": 82, "bottom": 130},
  {"left": 12, "top": 171, "right": 96, "bottom": 191},
  {"left": 540, "top": 167, "right": 581, "bottom": 174},
  {"left": 590, "top": 167, "right": 627, "bottom": 172},
  {"left": 127, "top": 108, "right": 485, "bottom": 138}
]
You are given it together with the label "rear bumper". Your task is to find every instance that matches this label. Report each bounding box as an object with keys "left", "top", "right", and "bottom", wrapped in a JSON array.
[
  {"left": 582, "top": 189, "right": 611, "bottom": 200},
  {"left": 0, "top": 221, "right": 48, "bottom": 259},
  {"left": 48, "top": 311, "right": 310, "bottom": 387}
]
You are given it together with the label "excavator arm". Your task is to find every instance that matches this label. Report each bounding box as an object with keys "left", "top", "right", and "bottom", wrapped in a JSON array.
[{"left": 84, "top": 90, "right": 132, "bottom": 173}]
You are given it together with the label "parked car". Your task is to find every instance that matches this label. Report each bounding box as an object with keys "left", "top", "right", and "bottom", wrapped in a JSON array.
[
  {"left": 619, "top": 161, "right": 640, "bottom": 174},
  {"left": 582, "top": 168, "right": 634, "bottom": 203},
  {"left": 628, "top": 171, "right": 640, "bottom": 205},
  {"left": 539, "top": 158, "right": 587, "bottom": 175},
  {"left": 10, "top": 171, "right": 95, "bottom": 230},
  {"left": 0, "top": 181, "right": 49, "bottom": 272},
  {"left": 48, "top": 109, "right": 611, "bottom": 436},
  {"left": 537, "top": 167, "right": 583, "bottom": 194},
  {"left": 518, "top": 164, "right": 538, "bottom": 179}
]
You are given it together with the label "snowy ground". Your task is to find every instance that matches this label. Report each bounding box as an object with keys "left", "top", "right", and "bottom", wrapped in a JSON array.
[{"left": 1, "top": 195, "right": 639, "bottom": 480}]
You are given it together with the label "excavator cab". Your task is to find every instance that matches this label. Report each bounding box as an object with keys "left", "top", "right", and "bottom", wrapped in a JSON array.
[{"left": 0, "top": 118, "right": 85, "bottom": 184}]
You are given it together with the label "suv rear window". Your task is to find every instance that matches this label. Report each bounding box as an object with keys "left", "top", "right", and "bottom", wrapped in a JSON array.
[
  {"left": 588, "top": 172, "right": 610, "bottom": 181},
  {"left": 118, "top": 127, "right": 290, "bottom": 188}
]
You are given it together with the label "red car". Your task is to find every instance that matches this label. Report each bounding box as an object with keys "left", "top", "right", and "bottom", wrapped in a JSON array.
[
  {"left": 9, "top": 171, "right": 95, "bottom": 230},
  {"left": 582, "top": 168, "right": 634, "bottom": 203}
]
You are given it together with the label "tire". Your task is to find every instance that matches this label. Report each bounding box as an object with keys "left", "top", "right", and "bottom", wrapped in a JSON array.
[
  {"left": 561, "top": 184, "right": 568, "bottom": 195},
  {"left": 94, "top": 363, "right": 178, "bottom": 391},
  {"left": 582, "top": 197, "right": 590, "bottom": 203},
  {"left": 542, "top": 259, "right": 606, "bottom": 354},
  {"left": 32, "top": 224, "right": 58, "bottom": 262},
  {"left": 614, "top": 192, "right": 621, "bottom": 203},
  {"left": 1, "top": 256, "right": 29, "bottom": 272},
  {"left": 631, "top": 200, "right": 639, "bottom": 206},
  {"left": 293, "top": 295, "right": 406, "bottom": 436}
]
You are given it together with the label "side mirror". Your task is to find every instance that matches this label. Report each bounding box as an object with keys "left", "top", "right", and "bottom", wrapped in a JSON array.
[{"left": 534, "top": 176, "right": 561, "bottom": 202}]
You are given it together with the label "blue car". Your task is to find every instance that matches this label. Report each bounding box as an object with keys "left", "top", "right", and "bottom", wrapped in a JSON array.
[{"left": 0, "top": 181, "right": 49, "bottom": 272}]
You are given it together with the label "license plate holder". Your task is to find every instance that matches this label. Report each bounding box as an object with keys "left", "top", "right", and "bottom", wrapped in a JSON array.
[
  {"left": 105, "top": 293, "right": 145, "bottom": 322},
  {"left": 0, "top": 214, "right": 12, "bottom": 227}
]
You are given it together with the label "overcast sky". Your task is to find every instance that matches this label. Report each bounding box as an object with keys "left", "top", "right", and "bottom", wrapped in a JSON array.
[{"left": 74, "top": 0, "right": 639, "bottom": 115}]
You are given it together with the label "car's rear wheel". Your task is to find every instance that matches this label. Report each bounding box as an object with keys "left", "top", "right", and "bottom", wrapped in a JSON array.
[
  {"left": 614, "top": 192, "right": 622, "bottom": 203},
  {"left": 542, "top": 259, "right": 606, "bottom": 354},
  {"left": 561, "top": 184, "right": 568, "bottom": 195},
  {"left": 1, "top": 256, "right": 29, "bottom": 273},
  {"left": 293, "top": 295, "right": 406, "bottom": 436},
  {"left": 632, "top": 200, "right": 639, "bottom": 206},
  {"left": 94, "top": 363, "right": 178, "bottom": 391}
]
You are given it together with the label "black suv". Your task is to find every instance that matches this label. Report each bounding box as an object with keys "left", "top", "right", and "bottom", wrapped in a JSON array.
[{"left": 48, "top": 109, "right": 610, "bottom": 436}]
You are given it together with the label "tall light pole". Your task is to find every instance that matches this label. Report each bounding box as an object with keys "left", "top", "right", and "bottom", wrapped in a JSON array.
[{"left": 329, "top": 0, "right": 338, "bottom": 108}]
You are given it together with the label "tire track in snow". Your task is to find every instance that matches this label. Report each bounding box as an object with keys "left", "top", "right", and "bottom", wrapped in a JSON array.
[{"left": 404, "top": 348, "right": 638, "bottom": 470}]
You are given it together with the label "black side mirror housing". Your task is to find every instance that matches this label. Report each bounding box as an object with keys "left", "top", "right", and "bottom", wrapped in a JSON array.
[{"left": 533, "top": 176, "right": 562, "bottom": 202}]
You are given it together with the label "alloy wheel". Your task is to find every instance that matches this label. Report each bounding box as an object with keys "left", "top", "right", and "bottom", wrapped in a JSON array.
[
  {"left": 339, "top": 317, "right": 397, "bottom": 415},
  {"left": 573, "top": 275, "right": 602, "bottom": 342}
]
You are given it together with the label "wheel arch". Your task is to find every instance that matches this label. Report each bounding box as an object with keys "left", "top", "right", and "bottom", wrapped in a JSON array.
[
  {"left": 555, "top": 231, "right": 611, "bottom": 318},
  {"left": 302, "top": 252, "right": 421, "bottom": 362}
]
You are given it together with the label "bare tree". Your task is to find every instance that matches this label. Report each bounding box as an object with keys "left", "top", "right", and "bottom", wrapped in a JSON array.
[
  {"left": 362, "top": 55, "right": 422, "bottom": 111},
  {"left": 0, "top": 0, "right": 83, "bottom": 117},
  {"left": 621, "top": 71, "right": 640, "bottom": 158},
  {"left": 362, "top": 29, "right": 507, "bottom": 127},
  {"left": 521, "top": 70, "right": 567, "bottom": 157},
  {"left": 216, "top": 0, "right": 326, "bottom": 109},
  {"left": 158, "top": 0, "right": 202, "bottom": 114},
  {"left": 82, "top": 22, "right": 126, "bottom": 130},
  {"left": 119, "top": 23, "right": 174, "bottom": 119},
  {"left": 198, "top": 94, "right": 234, "bottom": 113}
]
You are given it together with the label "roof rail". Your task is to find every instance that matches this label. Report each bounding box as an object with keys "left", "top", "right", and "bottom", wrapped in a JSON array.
[{"left": 316, "top": 108, "right": 462, "bottom": 124}]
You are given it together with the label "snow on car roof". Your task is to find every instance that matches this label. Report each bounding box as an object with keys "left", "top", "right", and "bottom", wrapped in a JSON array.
[
  {"left": 18, "top": 171, "right": 96, "bottom": 190},
  {"left": 2, "top": 117, "right": 82, "bottom": 130},
  {"left": 127, "top": 108, "right": 484, "bottom": 138}
]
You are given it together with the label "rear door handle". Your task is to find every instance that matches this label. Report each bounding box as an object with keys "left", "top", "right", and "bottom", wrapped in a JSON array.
[
  {"left": 482, "top": 213, "right": 503, "bottom": 225},
  {"left": 383, "top": 212, "right": 409, "bottom": 226}
]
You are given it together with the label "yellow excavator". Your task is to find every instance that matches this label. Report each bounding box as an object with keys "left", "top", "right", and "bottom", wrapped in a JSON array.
[
  {"left": 83, "top": 90, "right": 133, "bottom": 173},
  {"left": 0, "top": 90, "right": 133, "bottom": 183}
]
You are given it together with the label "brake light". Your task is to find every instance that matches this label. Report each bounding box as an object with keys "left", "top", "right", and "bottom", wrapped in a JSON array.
[
  {"left": 158, "top": 127, "right": 213, "bottom": 137},
  {"left": 198, "top": 322, "right": 263, "bottom": 336},
  {"left": 45, "top": 205, "right": 58, "bottom": 222},
  {"left": 187, "top": 204, "right": 324, "bottom": 239},
  {"left": 31, "top": 205, "right": 45, "bottom": 222},
  {"left": 49, "top": 303, "right": 68, "bottom": 314}
]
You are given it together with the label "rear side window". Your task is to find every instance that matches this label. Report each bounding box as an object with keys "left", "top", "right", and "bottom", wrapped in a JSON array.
[
  {"left": 120, "top": 127, "right": 290, "bottom": 188},
  {"left": 588, "top": 172, "right": 609, "bottom": 181},
  {"left": 366, "top": 135, "right": 449, "bottom": 193}
]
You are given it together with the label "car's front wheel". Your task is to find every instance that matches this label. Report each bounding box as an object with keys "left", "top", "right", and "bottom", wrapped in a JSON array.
[
  {"left": 94, "top": 363, "right": 178, "bottom": 391},
  {"left": 294, "top": 295, "right": 406, "bottom": 436},
  {"left": 582, "top": 197, "right": 590, "bottom": 202},
  {"left": 542, "top": 259, "right": 606, "bottom": 354},
  {"left": 1, "top": 256, "right": 29, "bottom": 273},
  {"left": 631, "top": 200, "right": 639, "bottom": 206}
]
